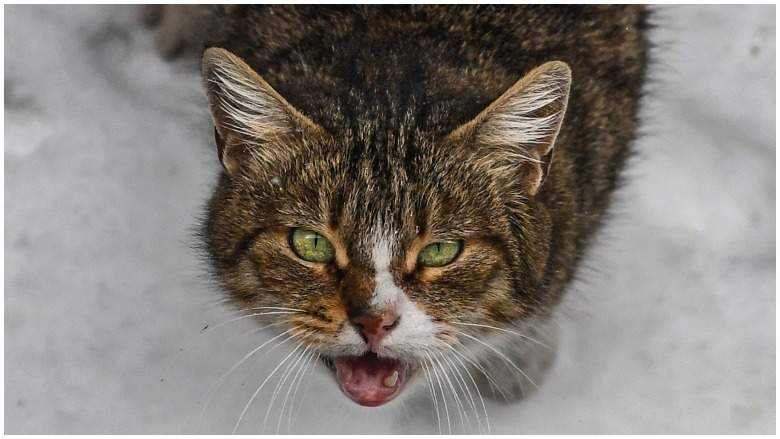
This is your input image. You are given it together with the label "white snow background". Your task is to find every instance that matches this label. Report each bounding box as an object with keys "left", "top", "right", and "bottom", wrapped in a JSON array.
[{"left": 4, "top": 5, "right": 775, "bottom": 434}]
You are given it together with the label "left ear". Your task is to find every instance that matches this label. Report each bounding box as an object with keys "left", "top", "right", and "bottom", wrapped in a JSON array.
[
  {"left": 447, "top": 61, "right": 571, "bottom": 196},
  {"left": 201, "top": 47, "right": 325, "bottom": 177}
]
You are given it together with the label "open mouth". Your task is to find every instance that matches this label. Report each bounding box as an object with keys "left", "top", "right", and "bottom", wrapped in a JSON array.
[{"left": 327, "top": 353, "right": 413, "bottom": 407}]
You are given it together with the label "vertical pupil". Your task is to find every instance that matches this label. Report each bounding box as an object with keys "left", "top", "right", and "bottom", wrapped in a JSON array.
[
  {"left": 436, "top": 242, "right": 441, "bottom": 254},
  {"left": 313, "top": 234, "right": 320, "bottom": 249}
]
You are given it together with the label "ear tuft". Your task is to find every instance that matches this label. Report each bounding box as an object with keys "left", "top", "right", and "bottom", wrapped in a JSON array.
[
  {"left": 477, "top": 61, "right": 571, "bottom": 157},
  {"left": 448, "top": 61, "right": 572, "bottom": 195},
  {"left": 201, "top": 48, "right": 320, "bottom": 175}
]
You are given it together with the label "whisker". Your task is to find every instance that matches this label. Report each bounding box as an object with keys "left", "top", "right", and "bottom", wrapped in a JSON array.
[
  {"left": 424, "top": 350, "right": 451, "bottom": 434},
  {"left": 278, "top": 348, "right": 315, "bottom": 434},
  {"left": 440, "top": 349, "right": 482, "bottom": 433},
  {"left": 445, "top": 344, "right": 491, "bottom": 434},
  {"left": 262, "top": 344, "right": 305, "bottom": 433},
  {"left": 419, "top": 358, "right": 441, "bottom": 434},
  {"left": 452, "top": 321, "right": 553, "bottom": 351},
  {"left": 285, "top": 348, "right": 316, "bottom": 433},
  {"left": 231, "top": 329, "right": 307, "bottom": 434},
  {"left": 242, "top": 306, "right": 307, "bottom": 313},
  {"left": 223, "top": 320, "right": 288, "bottom": 345},
  {"left": 289, "top": 352, "right": 320, "bottom": 432},
  {"left": 263, "top": 338, "right": 312, "bottom": 433},
  {"left": 446, "top": 343, "right": 511, "bottom": 402},
  {"left": 456, "top": 331, "right": 537, "bottom": 389},
  {"left": 431, "top": 350, "right": 468, "bottom": 433},
  {"left": 202, "top": 311, "right": 301, "bottom": 334},
  {"left": 196, "top": 324, "right": 298, "bottom": 430}
]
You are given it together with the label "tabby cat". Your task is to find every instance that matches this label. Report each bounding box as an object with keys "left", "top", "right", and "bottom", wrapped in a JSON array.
[{"left": 146, "top": 4, "right": 648, "bottom": 430}]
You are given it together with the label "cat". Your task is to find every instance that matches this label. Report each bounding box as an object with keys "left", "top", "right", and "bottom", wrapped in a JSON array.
[{"left": 145, "top": 4, "right": 648, "bottom": 431}]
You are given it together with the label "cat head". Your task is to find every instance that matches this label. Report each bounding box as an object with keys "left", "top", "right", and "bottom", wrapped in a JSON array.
[{"left": 201, "top": 47, "right": 570, "bottom": 407}]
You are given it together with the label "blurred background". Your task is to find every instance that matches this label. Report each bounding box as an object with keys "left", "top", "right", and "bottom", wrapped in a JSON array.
[{"left": 4, "top": 5, "right": 775, "bottom": 434}]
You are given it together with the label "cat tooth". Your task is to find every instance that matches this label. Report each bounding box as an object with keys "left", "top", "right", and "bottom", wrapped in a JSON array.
[{"left": 383, "top": 370, "right": 399, "bottom": 388}]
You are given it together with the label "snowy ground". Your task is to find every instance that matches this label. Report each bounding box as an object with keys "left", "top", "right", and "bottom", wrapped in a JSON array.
[{"left": 4, "top": 5, "right": 775, "bottom": 434}]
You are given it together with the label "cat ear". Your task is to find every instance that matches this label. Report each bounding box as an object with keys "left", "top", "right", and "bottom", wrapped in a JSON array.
[
  {"left": 201, "top": 47, "right": 324, "bottom": 176},
  {"left": 447, "top": 61, "right": 571, "bottom": 196}
]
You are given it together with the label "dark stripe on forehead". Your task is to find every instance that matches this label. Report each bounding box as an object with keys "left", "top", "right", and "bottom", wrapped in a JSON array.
[{"left": 328, "top": 187, "right": 346, "bottom": 230}]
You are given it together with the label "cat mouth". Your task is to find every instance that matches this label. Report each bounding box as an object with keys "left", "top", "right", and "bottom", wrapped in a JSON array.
[{"left": 325, "top": 353, "right": 413, "bottom": 407}]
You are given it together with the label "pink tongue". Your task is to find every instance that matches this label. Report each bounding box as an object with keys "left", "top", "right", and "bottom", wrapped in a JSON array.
[{"left": 334, "top": 354, "right": 402, "bottom": 407}]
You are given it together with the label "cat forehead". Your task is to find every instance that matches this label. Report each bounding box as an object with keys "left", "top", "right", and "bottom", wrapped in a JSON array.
[{"left": 261, "top": 142, "right": 501, "bottom": 243}]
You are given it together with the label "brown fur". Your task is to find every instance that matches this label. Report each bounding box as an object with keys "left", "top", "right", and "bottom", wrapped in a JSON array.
[{"left": 147, "top": 5, "right": 649, "bottom": 407}]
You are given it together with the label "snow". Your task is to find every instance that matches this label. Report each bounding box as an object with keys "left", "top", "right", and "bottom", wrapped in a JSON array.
[{"left": 4, "top": 5, "right": 775, "bottom": 433}]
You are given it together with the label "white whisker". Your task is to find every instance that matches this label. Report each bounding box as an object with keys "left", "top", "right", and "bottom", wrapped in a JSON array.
[
  {"left": 431, "top": 351, "right": 468, "bottom": 433},
  {"left": 289, "top": 352, "right": 319, "bottom": 432},
  {"left": 445, "top": 344, "right": 491, "bottom": 433},
  {"left": 243, "top": 306, "right": 307, "bottom": 313},
  {"left": 202, "top": 311, "right": 300, "bottom": 334},
  {"left": 285, "top": 349, "right": 316, "bottom": 433},
  {"left": 231, "top": 330, "right": 307, "bottom": 434},
  {"left": 457, "top": 331, "right": 537, "bottom": 389},
  {"left": 440, "top": 349, "right": 483, "bottom": 433},
  {"left": 222, "top": 320, "right": 288, "bottom": 345},
  {"left": 263, "top": 339, "right": 312, "bottom": 433},
  {"left": 419, "top": 358, "right": 441, "bottom": 434},
  {"left": 452, "top": 321, "right": 553, "bottom": 350},
  {"left": 196, "top": 324, "right": 298, "bottom": 431},
  {"left": 447, "top": 343, "right": 511, "bottom": 402},
  {"left": 424, "top": 351, "right": 451, "bottom": 434}
]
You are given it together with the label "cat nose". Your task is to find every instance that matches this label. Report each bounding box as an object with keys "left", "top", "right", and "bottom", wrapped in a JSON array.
[{"left": 350, "top": 311, "right": 400, "bottom": 352}]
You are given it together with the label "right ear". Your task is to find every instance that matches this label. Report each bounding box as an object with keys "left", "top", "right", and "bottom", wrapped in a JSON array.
[
  {"left": 201, "top": 47, "right": 324, "bottom": 176},
  {"left": 445, "top": 61, "right": 571, "bottom": 196}
]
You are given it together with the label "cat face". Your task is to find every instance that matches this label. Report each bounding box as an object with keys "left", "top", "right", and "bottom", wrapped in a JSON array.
[{"left": 201, "top": 48, "right": 570, "bottom": 406}]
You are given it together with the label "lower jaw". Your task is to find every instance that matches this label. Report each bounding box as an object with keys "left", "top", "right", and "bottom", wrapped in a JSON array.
[
  {"left": 324, "top": 354, "right": 416, "bottom": 407},
  {"left": 342, "top": 383, "right": 403, "bottom": 407}
]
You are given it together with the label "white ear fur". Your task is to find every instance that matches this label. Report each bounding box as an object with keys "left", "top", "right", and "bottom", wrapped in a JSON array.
[
  {"left": 478, "top": 62, "right": 570, "bottom": 154},
  {"left": 449, "top": 61, "right": 572, "bottom": 194},
  {"left": 201, "top": 48, "right": 321, "bottom": 174},
  {"left": 203, "top": 48, "right": 292, "bottom": 144}
]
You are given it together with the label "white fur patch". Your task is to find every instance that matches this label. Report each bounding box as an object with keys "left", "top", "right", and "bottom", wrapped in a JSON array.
[
  {"left": 370, "top": 236, "right": 403, "bottom": 311},
  {"left": 477, "top": 64, "right": 570, "bottom": 162},
  {"left": 328, "top": 229, "right": 444, "bottom": 360},
  {"left": 367, "top": 230, "right": 440, "bottom": 358},
  {"left": 381, "top": 291, "right": 440, "bottom": 359}
]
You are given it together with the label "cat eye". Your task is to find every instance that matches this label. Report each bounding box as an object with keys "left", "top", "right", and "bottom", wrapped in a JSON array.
[
  {"left": 289, "top": 228, "right": 336, "bottom": 263},
  {"left": 417, "top": 240, "right": 463, "bottom": 267}
]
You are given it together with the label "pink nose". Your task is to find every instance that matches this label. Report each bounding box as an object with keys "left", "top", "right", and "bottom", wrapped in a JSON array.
[{"left": 350, "top": 311, "right": 400, "bottom": 351}]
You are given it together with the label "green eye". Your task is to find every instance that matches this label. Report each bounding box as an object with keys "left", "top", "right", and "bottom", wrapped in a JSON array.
[
  {"left": 418, "top": 240, "right": 463, "bottom": 267},
  {"left": 290, "top": 228, "right": 335, "bottom": 263}
]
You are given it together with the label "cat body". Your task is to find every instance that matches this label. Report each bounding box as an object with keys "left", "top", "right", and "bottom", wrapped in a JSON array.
[{"left": 146, "top": 4, "right": 648, "bottom": 426}]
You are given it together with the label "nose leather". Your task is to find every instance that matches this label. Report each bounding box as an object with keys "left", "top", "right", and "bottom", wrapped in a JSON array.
[{"left": 350, "top": 311, "right": 399, "bottom": 352}]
